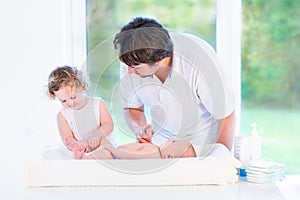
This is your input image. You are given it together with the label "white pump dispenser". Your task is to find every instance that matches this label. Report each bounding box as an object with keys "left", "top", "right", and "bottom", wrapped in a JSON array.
[
  {"left": 249, "top": 123, "right": 261, "bottom": 160},
  {"left": 234, "top": 134, "right": 250, "bottom": 177}
]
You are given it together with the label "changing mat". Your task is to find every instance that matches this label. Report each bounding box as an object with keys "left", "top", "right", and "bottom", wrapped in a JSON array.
[{"left": 26, "top": 143, "right": 241, "bottom": 187}]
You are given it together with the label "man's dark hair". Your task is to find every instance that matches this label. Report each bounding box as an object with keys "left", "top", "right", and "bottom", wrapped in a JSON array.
[{"left": 113, "top": 17, "right": 173, "bottom": 66}]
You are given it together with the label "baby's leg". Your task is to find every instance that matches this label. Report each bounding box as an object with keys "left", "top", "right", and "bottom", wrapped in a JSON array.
[
  {"left": 160, "top": 140, "right": 196, "bottom": 158},
  {"left": 105, "top": 143, "right": 161, "bottom": 159}
]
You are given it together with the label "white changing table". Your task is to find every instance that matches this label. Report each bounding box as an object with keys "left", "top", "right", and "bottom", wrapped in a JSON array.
[{"left": 24, "top": 177, "right": 300, "bottom": 200}]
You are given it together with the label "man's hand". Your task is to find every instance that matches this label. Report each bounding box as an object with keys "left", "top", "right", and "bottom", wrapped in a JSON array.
[{"left": 136, "top": 124, "right": 154, "bottom": 143}]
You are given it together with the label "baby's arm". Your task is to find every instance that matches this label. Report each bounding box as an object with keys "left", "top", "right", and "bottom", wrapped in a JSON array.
[{"left": 57, "top": 112, "right": 86, "bottom": 152}]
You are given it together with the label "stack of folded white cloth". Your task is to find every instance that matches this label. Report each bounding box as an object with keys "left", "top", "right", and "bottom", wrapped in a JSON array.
[{"left": 246, "top": 159, "right": 285, "bottom": 184}]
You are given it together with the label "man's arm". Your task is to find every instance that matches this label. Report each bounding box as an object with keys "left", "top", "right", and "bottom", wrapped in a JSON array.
[
  {"left": 124, "top": 105, "right": 146, "bottom": 130},
  {"left": 216, "top": 111, "right": 236, "bottom": 150},
  {"left": 124, "top": 106, "right": 153, "bottom": 143}
]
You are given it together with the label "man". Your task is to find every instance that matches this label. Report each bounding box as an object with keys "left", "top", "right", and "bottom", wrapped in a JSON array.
[{"left": 113, "top": 17, "right": 235, "bottom": 157}]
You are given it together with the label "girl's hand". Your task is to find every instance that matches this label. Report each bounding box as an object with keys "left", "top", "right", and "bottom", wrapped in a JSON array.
[
  {"left": 86, "top": 132, "right": 102, "bottom": 152},
  {"left": 66, "top": 138, "right": 86, "bottom": 152}
]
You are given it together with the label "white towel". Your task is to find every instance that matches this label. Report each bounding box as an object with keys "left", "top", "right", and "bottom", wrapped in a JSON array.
[{"left": 26, "top": 144, "right": 241, "bottom": 187}]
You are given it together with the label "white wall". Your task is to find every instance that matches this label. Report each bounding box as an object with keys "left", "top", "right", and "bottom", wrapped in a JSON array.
[
  {"left": 0, "top": 1, "right": 241, "bottom": 197},
  {"left": 0, "top": 0, "right": 69, "bottom": 198}
]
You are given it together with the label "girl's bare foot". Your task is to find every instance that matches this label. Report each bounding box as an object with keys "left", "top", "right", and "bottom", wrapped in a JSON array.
[
  {"left": 73, "top": 149, "right": 84, "bottom": 159},
  {"left": 66, "top": 138, "right": 86, "bottom": 152}
]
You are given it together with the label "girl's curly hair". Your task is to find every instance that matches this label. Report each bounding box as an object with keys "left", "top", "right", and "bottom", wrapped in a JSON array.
[{"left": 47, "top": 65, "right": 89, "bottom": 99}]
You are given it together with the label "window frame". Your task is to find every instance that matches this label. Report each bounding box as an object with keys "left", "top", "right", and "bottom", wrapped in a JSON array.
[
  {"left": 61, "top": 0, "right": 87, "bottom": 68},
  {"left": 216, "top": 0, "right": 242, "bottom": 134}
]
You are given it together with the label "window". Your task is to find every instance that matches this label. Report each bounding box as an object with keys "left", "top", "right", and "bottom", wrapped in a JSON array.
[
  {"left": 86, "top": 0, "right": 217, "bottom": 100},
  {"left": 71, "top": 1, "right": 300, "bottom": 173},
  {"left": 241, "top": 0, "right": 300, "bottom": 174},
  {"left": 85, "top": 0, "right": 234, "bottom": 144}
]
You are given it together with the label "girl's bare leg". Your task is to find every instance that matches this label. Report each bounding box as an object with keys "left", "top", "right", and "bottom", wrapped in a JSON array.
[
  {"left": 73, "top": 137, "right": 114, "bottom": 159},
  {"left": 73, "top": 147, "right": 113, "bottom": 159}
]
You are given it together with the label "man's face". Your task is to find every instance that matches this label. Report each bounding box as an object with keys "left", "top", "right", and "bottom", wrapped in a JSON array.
[{"left": 127, "top": 63, "right": 160, "bottom": 78}]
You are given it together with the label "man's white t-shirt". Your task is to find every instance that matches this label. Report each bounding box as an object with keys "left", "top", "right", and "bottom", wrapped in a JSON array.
[{"left": 119, "top": 32, "right": 235, "bottom": 146}]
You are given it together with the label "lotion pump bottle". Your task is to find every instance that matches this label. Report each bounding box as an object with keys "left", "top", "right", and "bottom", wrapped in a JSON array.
[
  {"left": 239, "top": 135, "right": 250, "bottom": 176},
  {"left": 234, "top": 134, "right": 250, "bottom": 177},
  {"left": 249, "top": 123, "right": 261, "bottom": 160}
]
